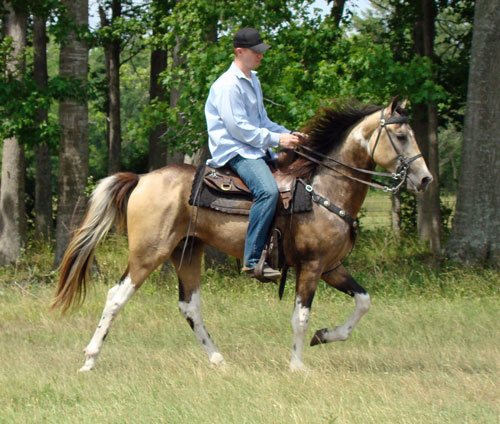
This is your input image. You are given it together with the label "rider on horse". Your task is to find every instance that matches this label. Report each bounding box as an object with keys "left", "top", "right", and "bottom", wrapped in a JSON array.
[{"left": 204, "top": 28, "right": 301, "bottom": 280}]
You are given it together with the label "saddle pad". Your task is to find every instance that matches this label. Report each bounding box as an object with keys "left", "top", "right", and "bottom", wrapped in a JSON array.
[{"left": 189, "top": 165, "right": 312, "bottom": 216}]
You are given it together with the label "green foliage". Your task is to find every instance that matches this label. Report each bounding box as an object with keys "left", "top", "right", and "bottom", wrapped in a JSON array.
[
  {"left": 77, "top": 0, "right": 474, "bottom": 179},
  {"left": 146, "top": 0, "right": 451, "bottom": 158},
  {"left": 438, "top": 124, "right": 462, "bottom": 192},
  {"left": 395, "top": 188, "right": 454, "bottom": 236},
  {"left": 353, "top": 0, "right": 473, "bottom": 129},
  {"left": 399, "top": 188, "right": 418, "bottom": 234},
  {"left": 1, "top": 0, "right": 475, "bottom": 238},
  {"left": 0, "top": 37, "right": 86, "bottom": 147},
  {"left": 434, "top": 0, "right": 474, "bottom": 129}
]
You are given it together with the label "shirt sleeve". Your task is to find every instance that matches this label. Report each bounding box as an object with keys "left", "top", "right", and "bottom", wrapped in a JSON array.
[{"left": 217, "top": 84, "right": 280, "bottom": 149}]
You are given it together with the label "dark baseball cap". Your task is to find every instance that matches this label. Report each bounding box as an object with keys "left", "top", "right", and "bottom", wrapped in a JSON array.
[{"left": 233, "top": 28, "right": 271, "bottom": 53}]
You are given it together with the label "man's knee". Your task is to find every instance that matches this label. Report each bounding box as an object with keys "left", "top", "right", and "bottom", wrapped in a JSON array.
[
  {"left": 256, "top": 181, "right": 279, "bottom": 204},
  {"left": 269, "top": 184, "right": 279, "bottom": 203}
]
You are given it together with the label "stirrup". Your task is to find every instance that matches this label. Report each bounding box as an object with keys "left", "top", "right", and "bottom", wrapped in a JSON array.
[
  {"left": 254, "top": 248, "right": 280, "bottom": 282},
  {"left": 244, "top": 261, "right": 280, "bottom": 283}
]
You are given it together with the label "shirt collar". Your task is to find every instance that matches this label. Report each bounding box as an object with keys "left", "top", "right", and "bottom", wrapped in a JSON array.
[{"left": 230, "top": 62, "right": 257, "bottom": 81}]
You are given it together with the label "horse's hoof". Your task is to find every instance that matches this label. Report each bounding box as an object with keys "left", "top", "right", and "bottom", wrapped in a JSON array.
[
  {"left": 78, "top": 365, "right": 93, "bottom": 372},
  {"left": 79, "top": 355, "right": 96, "bottom": 372},
  {"left": 209, "top": 352, "right": 226, "bottom": 367},
  {"left": 310, "top": 328, "right": 328, "bottom": 346},
  {"left": 290, "top": 361, "right": 312, "bottom": 373}
]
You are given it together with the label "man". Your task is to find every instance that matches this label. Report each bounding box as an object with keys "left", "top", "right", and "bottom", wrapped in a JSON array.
[{"left": 205, "top": 28, "right": 299, "bottom": 280}]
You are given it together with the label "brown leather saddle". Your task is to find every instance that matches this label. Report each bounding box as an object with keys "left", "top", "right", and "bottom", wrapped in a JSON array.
[
  {"left": 202, "top": 165, "right": 295, "bottom": 211},
  {"left": 189, "top": 164, "right": 312, "bottom": 216}
]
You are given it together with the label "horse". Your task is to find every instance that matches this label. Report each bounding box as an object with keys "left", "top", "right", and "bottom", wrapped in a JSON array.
[{"left": 52, "top": 98, "right": 433, "bottom": 372}]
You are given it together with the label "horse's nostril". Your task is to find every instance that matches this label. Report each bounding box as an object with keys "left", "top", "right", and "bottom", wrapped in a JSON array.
[{"left": 420, "top": 176, "right": 433, "bottom": 190}]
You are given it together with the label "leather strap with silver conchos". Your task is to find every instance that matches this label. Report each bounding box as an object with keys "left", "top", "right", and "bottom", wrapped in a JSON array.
[{"left": 298, "top": 178, "right": 359, "bottom": 233}]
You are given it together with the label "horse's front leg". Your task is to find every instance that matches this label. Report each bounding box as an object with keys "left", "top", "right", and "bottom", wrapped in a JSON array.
[
  {"left": 310, "top": 265, "right": 370, "bottom": 346},
  {"left": 290, "top": 262, "right": 321, "bottom": 371}
]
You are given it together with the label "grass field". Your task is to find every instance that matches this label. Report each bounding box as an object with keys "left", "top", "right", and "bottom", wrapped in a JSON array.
[
  {"left": 1, "top": 283, "right": 499, "bottom": 423},
  {"left": 1, "top": 228, "right": 499, "bottom": 424}
]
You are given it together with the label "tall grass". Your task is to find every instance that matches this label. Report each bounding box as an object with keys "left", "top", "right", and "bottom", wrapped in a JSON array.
[{"left": 1, "top": 231, "right": 499, "bottom": 423}]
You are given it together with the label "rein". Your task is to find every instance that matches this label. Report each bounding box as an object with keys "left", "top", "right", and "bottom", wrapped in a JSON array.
[{"left": 292, "top": 109, "right": 422, "bottom": 194}]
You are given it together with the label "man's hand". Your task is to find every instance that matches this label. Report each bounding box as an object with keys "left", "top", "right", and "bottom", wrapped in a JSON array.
[{"left": 279, "top": 132, "right": 300, "bottom": 149}]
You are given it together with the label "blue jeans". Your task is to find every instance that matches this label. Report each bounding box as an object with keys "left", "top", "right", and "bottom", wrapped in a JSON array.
[{"left": 228, "top": 155, "right": 279, "bottom": 267}]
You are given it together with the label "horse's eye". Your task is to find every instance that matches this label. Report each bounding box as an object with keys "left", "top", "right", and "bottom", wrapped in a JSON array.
[{"left": 396, "top": 133, "right": 407, "bottom": 143}]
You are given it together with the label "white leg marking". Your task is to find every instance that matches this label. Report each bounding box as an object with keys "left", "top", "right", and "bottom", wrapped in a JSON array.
[
  {"left": 179, "top": 289, "right": 225, "bottom": 366},
  {"left": 323, "top": 292, "right": 370, "bottom": 342},
  {"left": 79, "top": 275, "right": 136, "bottom": 372},
  {"left": 290, "top": 296, "right": 311, "bottom": 371}
]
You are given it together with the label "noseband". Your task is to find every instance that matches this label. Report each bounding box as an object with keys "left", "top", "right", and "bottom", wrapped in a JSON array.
[{"left": 293, "top": 108, "right": 423, "bottom": 193}]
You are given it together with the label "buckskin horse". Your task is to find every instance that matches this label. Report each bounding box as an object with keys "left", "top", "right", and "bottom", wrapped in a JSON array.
[{"left": 52, "top": 98, "right": 432, "bottom": 372}]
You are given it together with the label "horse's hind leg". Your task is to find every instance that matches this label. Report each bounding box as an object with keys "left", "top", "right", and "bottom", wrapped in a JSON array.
[
  {"left": 170, "top": 240, "right": 225, "bottom": 366},
  {"left": 80, "top": 271, "right": 138, "bottom": 372},
  {"left": 310, "top": 265, "right": 370, "bottom": 346}
]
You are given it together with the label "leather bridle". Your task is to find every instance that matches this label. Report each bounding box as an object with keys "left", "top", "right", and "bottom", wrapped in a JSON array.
[
  {"left": 292, "top": 108, "right": 423, "bottom": 193},
  {"left": 369, "top": 108, "right": 423, "bottom": 191}
]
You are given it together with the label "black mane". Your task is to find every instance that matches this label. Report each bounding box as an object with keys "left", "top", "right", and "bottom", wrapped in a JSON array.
[{"left": 283, "top": 100, "right": 383, "bottom": 178}]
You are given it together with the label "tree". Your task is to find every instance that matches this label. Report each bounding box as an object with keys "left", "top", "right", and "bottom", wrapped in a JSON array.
[
  {"left": 0, "top": 1, "right": 27, "bottom": 265},
  {"left": 53, "top": 0, "right": 89, "bottom": 266},
  {"left": 99, "top": 0, "right": 122, "bottom": 175},
  {"left": 446, "top": 0, "right": 500, "bottom": 266},
  {"left": 413, "top": 0, "right": 442, "bottom": 254},
  {"left": 328, "top": 0, "right": 347, "bottom": 27},
  {"left": 33, "top": 11, "right": 52, "bottom": 240},
  {"left": 168, "top": 2, "right": 189, "bottom": 165},
  {"left": 147, "top": 0, "right": 170, "bottom": 171},
  {"left": 350, "top": 0, "right": 474, "bottom": 250}
]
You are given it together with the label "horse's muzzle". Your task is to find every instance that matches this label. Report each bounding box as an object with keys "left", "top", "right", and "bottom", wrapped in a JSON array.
[{"left": 408, "top": 173, "right": 433, "bottom": 193}]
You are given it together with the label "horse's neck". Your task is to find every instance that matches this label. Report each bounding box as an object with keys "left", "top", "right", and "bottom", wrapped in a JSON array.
[{"left": 313, "top": 116, "right": 378, "bottom": 218}]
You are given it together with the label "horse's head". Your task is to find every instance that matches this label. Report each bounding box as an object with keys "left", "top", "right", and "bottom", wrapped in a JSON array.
[{"left": 367, "top": 98, "right": 433, "bottom": 193}]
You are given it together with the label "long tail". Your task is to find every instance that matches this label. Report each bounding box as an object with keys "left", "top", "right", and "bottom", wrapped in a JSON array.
[{"left": 51, "top": 172, "right": 140, "bottom": 312}]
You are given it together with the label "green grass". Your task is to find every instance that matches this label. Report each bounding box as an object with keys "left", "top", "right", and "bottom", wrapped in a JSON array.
[{"left": 1, "top": 232, "right": 499, "bottom": 423}]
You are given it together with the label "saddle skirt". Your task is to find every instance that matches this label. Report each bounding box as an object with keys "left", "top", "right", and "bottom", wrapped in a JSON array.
[{"left": 189, "top": 164, "right": 312, "bottom": 216}]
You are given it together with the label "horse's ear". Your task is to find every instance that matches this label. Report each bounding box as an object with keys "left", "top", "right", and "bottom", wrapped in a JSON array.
[
  {"left": 389, "top": 96, "right": 400, "bottom": 114},
  {"left": 399, "top": 98, "right": 408, "bottom": 109}
]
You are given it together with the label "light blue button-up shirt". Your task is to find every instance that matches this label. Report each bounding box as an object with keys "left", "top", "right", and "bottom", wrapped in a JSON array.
[{"left": 205, "top": 62, "right": 290, "bottom": 168}]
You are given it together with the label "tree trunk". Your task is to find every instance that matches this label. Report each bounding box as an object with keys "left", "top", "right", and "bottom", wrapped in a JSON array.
[
  {"left": 100, "top": 0, "right": 122, "bottom": 175},
  {"left": 53, "top": 0, "right": 89, "bottom": 267},
  {"left": 413, "top": 0, "right": 442, "bottom": 254},
  {"left": 183, "top": 24, "right": 214, "bottom": 166},
  {"left": 33, "top": 15, "right": 53, "bottom": 240},
  {"left": 446, "top": 0, "right": 500, "bottom": 266},
  {"left": 329, "top": 0, "right": 347, "bottom": 27},
  {"left": 0, "top": 2, "right": 27, "bottom": 265},
  {"left": 168, "top": 32, "right": 186, "bottom": 165},
  {"left": 197, "top": 24, "right": 232, "bottom": 270},
  {"left": 391, "top": 191, "right": 401, "bottom": 239},
  {"left": 416, "top": 102, "right": 441, "bottom": 253},
  {"left": 148, "top": 28, "right": 168, "bottom": 171}
]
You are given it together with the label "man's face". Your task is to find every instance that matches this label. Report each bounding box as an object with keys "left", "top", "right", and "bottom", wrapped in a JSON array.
[{"left": 236, "top": 47, "right": 264, "bottom": 70}]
